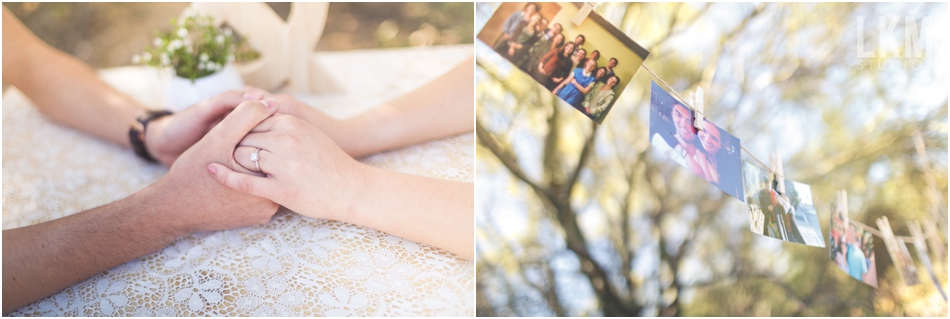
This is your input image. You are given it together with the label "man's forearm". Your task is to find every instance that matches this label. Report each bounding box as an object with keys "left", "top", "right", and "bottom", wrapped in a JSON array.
[
  {"left": 2, "top": 185, "right": 183, "bottom": 314},
  {"left": 2, "top": 8, "right": 147, "bottom": 148},
  {"left": 340, "top": 164, "right": 474, "bottom": 260},
  {"left": 21, "top": 46, "right": 148, "bottom": 148}
]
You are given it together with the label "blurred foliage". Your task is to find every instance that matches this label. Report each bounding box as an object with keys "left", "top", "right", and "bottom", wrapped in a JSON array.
[
  {"left": 476, "top": 2, "right": 947, "bottom": 317},
  {"left": 316, "top": 2, "right": 474, "bottom": 51},
  {"left": 4, "top": 2, "right": 474, "bottom": 69}
]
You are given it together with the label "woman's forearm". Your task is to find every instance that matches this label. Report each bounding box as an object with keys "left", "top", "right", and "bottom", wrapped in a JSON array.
[
  {"left": 341, "top": 164, "right": 474, "bottom": 259},
  {"left": 308, "top": 55, "right": 474, "bottom": 158}
]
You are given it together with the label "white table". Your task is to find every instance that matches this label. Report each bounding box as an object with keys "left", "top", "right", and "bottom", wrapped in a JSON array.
[{"left": 3, "top": 45, "right": 474, "bottom": 316}]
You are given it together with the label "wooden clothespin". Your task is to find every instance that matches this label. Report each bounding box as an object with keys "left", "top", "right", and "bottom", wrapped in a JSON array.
[
  {"left": 769, "top": 150, "right": 785, "bottom": 195},
  {"left": 572, "top": 2, "right": 597, "bottom": 26},
  {"left": 922, "top": 219, "right": 946, "bottom": 260},
  {"left": 690, "top": 87, "right": 705, "bottom": 131},
  {"left": 836, "top": 189, "right": 849, "bottom": 223},
  {"left": 876, "top": 216, "right": 918, "bottom": 286},
  {"left": 909, "top": 221, "right": 930, "bottom": 260},
  {"left": 909, "top": 221, "right": 949, "bottom": 301}
]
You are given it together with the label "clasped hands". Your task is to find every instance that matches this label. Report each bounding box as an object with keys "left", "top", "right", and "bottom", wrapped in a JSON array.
[{"left": 145, "top": 87, "right": 356, "bottom": 236}]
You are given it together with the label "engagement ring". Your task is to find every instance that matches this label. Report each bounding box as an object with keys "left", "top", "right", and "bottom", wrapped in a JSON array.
[{"left": 251, "top": 148, "right": 261, "bottom": 172}]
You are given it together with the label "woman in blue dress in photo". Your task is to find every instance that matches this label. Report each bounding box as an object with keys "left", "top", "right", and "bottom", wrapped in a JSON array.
[{"left": 553, "top": 58, "right": 598, "bottom": 112}]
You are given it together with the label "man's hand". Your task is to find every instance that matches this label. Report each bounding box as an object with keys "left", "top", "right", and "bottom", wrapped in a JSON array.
[
  {"left": 2, "top": 99, "right": 282, "bottom": 314},
  {"left": 153, "top": 99, "right": 282, "bottom": 234},
  {"left": 144, "top": 90, "right": 265, "bottom": 167}
]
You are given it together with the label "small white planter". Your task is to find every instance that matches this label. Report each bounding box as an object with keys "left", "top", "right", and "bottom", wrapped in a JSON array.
[{"left": 166, "top": 64, "right": 245, "bottom": 111}]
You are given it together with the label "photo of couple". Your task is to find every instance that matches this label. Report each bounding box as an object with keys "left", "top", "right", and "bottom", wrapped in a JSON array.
[
  {"left": 476, "top": 2, "right": 648, "bottom": 124},
  {"left": 649, "top": 81, "right": 744, "bottom": 200},
  {"left": 743, "top": 162, "right": 826, "bottom": 247},
  {"left": 829, "top": 205, "right": 878, "bottom": 287}
]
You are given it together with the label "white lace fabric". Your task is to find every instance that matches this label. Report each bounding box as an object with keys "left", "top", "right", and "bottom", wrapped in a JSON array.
[{"left": 2, "top": 45, "right": 474, "bottom": 316}]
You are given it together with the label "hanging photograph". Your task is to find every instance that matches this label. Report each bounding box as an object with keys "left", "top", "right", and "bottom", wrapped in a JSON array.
[
  {"left": 649, "top": 81, "right": 744, "bottom": 200},
  {"left": 476, "top": 2, "right": 648, "bottom": 124},
  {"left": 742, "top": 162, "right": 825, "bottom": 247},
  {"left": 828, "top": 203, "right": 878, "bottom": 287}
]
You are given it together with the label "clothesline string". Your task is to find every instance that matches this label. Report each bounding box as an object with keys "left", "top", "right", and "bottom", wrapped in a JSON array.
[
  {"left": 640, "top": 63, "right": 776, "bottom": 177},
  {"left": 641, "top": 62, "right": 926, "bottom": 245},
  {"left": 812, "top": 197, "right": 916, "bottom": 243}
]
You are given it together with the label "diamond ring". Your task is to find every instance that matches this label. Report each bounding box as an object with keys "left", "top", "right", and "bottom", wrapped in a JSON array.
[{"left": 250, "top": 148, "right": 261, "bottom": 172}]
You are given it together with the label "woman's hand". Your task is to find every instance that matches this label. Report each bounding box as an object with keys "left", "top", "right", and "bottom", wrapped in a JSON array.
[
  {"left": 207, "top": 112, "right": 363, "bottom": 221},
  {"left": 240, "top": 86, "right": 364, "bottom": 157}
]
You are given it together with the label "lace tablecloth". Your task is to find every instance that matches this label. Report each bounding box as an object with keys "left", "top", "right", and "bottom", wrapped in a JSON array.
[{"left": 2, "top": 45, "right": 474, "bottom": 316}]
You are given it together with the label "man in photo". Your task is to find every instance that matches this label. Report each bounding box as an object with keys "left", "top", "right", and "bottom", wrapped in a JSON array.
[
  {"left": 580, "top": 49, "right": 600, "bottom": 69},
  {"left": 572, "top": 34, "right": 586, "bottom": 54},
  {"left": 600, "top": 57, "right": 618, "bottom": 83},
  {"left": 846, "top": 227, "right": 869, "bottom": 281},
  {"left": 494, "top": 2, "right": 541, "bottom": 55},
  {"left": 651, "top": 103, "right": 698, "bottom": 168},
  {"left": 505, "top": 13, "right": 543, "bottom": 61}
]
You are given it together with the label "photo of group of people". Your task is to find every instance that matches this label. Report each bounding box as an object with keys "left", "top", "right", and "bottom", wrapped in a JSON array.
[
  {"left": 477, "top": 2, "right": 648, "bottom": 124},
  {"left": 829, "top": 203, "right": 878, "bottom": 287},
  {"left": 649, "top": 81, "right": 744, "bottom": 200},
  {"left": 742, "top": 162, "right": 825, "bottom": 247}
]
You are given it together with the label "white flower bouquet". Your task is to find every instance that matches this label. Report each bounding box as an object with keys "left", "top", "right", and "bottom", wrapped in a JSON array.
[{"left": 133, "top": 14, "right": 257, "bottom": 83}]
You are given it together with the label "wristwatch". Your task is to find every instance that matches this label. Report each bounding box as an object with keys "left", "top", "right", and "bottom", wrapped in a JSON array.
[{"left": 129, "top": 110, "right": 173, "bottom": 163}]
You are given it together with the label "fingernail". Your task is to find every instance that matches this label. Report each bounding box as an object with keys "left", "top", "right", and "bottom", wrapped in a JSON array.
[
  {"left": 243, "top": 92, "right": 263, "bottom": 100},
  {"left": 207, "top": 164, "right": 217, "bottom": 176},
  {"left": 263, "top": 99, "right": 278, "bottom": 109}
]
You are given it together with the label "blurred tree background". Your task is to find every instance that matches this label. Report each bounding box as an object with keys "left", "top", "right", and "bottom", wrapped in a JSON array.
[
  {"left": 476, "top": 2, "right": 947, "bottom": 316},
  {"left": 3, "top": 2, "right": 473, "bottom": 70}
]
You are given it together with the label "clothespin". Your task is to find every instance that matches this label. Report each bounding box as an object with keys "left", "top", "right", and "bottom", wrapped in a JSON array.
[
  {"left": 836, "top": 189, "right": 849, "bottom": 223},
  {"left": 909, "top": 221, "right": 928, "bottom": 256},
  {"left": 770, "top": 150, "right": 785, "bottom": 195},
  {"left": 876, "top": 216, "right": 918, "bottom": 286},
  {"left": 572, "top": 2, "right": 597, "bottom": 26},
  {"left": 909, "top": 221, "right": 950, "bottom": 300},
  {"left": 922, "top": 219, "right": 946, "bottom": 260},
  {"left": 691, "top": 87, "right": 705, "bottom": 131}
]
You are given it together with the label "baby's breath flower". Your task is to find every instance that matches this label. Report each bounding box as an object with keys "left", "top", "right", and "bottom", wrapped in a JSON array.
[
  {"left": 137, "top": 13, "right": 254, "bottom": 80},
  {"left": 168, "top": 39, "right": 183, "bottom": 51}
]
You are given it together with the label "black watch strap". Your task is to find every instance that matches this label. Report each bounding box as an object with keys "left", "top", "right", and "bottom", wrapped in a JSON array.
[{"left": 129, "top": 110, "right": 173, "bottom": 163}]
